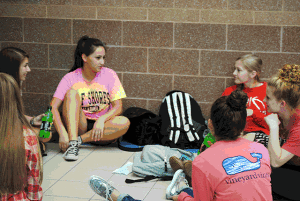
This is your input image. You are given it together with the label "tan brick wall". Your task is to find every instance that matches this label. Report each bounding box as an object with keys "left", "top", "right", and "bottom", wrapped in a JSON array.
[{"left": 0, "top": 0, "right": 299, "bottom": 118}]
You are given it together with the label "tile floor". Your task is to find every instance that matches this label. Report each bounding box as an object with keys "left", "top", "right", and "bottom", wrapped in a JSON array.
[{"left": 41, "top": 142, "right": 175, "bottom": 201}]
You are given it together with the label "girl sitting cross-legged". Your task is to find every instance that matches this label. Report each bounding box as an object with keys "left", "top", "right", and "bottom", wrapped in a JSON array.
[{"left": 51, "top": 35, "right": 130, "bottom": 161}]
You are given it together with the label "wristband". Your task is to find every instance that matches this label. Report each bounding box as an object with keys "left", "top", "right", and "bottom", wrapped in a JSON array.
[{"left": 30, "top": 117, "right": 35, "bottom": 126}]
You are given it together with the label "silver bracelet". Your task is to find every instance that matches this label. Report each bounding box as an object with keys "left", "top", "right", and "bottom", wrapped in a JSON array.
[{"left": 30, "top": 117, "right": 35, "bottom": 126}]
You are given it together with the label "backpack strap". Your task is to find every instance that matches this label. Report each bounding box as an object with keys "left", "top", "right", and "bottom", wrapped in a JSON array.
[
  {"left": 125, "top": 175, "right": 173, "bottom": 184},
  {"left": 181, "top": 92, "right": 200, "bottom": 142}
]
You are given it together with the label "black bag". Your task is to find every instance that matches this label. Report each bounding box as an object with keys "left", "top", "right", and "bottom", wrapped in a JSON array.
[
  {"left": 158, "top": 90, "right": 207, "bottom": 149},
  {"left": 118, "top": 107, "right": 161, "bottom": 151}
]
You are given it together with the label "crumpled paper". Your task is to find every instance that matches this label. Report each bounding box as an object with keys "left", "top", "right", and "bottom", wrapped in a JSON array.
[{"left": 112, "top": 162, "right": 133, "bottom": 175}]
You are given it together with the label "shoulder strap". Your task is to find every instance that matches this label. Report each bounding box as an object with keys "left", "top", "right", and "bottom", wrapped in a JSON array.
[{"left": 125, "top": 175, "right": 173, "bottom": 184}]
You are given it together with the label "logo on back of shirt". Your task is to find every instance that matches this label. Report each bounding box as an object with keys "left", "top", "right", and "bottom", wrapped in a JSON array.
[{"left": 222, "top": 153, "right": 262, "bottom": 175}]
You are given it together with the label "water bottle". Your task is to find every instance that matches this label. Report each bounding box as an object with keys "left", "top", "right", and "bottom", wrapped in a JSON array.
[
  {"left": 39, "top": 106, "right": 53, "bottom": 138},
  {"left": 203, "top": 133, "right": 216, "bottom": 148}
]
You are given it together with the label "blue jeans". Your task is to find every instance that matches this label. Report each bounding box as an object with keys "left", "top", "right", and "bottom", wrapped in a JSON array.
[{"left": 118, "top": 187, "right": 193, "bottom": 201}]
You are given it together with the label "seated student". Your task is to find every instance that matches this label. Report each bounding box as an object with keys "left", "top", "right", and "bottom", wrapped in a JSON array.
[
  {"left": 222, "top": 54, "right": 270, "bottom": 147},
  {"left": 0, "top": 73, "right": 43, "bottom": 200},
  {"left": 51, "top": 35, "right": 130, "bottom": 161},
  {"left": 88, "top": 90, "right": 273, "bottom": 201},
  {"left": 0, "top": 47, "right": 52, "bottom": 155},
  {"left": 264, "top": 64, "right": 300, "bottom": 201}
]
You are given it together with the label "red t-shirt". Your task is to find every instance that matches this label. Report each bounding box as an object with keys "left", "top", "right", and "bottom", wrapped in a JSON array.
[
  {"left": 222, "top": 82, "right": 270, "bottom": 135},
  {"left": 283, "top": 109, "right": 300, "bottom": 157}
]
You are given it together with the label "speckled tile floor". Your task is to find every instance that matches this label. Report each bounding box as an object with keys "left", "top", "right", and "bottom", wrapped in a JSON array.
[{"left": 41, "top": 142, "right": 172, "bottom": 201}]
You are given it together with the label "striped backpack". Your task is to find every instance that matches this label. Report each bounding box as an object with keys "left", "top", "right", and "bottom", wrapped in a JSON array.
[{"left": 158, "top": 90, "right": 207, "bottom": 149}]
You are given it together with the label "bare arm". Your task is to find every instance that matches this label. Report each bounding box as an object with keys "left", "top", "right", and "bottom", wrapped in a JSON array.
[
  {"left": 265, "top": 114, "right": 294, "bottom": 167},
  {"left": 91, "top": 99, "right": 123, "bottom": 141},
  {"left": 100, "top": 99, "right": 123, "bottom": 122}
]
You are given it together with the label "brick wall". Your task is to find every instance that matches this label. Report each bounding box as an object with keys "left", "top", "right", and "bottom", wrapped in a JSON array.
[{"left": 0, "top": 0, "right": 299, "bottom": 119}]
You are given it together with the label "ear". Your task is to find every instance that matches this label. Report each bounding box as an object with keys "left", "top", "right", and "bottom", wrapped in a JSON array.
[
  {"left": 280, "top": 100, "right": 286, "bottom": 107},
  {"left": 208, "top": 119, "right": 214, "bottom": 135},
  {"left": 82, "top": 54, "right": 87, "bottom": 62},
  {"left": 250, "top": 71, "right": 257, "bottom": 79}
]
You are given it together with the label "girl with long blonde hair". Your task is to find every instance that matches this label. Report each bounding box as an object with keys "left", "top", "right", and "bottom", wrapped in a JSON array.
[{"left": 0, "top": 73, "right": 43, "bottom": 200}]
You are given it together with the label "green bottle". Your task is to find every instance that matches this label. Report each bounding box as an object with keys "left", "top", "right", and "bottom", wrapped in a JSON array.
[
  {"left": 203, "top": 133, "right": 216, "bottom": 148},
  {"left": 197, "top": 133, "right": 216, "bottom": 155},
  {"left": 39, "top": 106, "right": 53, "bottom": 138}
]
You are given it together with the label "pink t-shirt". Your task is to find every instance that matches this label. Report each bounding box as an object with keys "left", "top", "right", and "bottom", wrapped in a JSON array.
[
  {"left": 53, "top": 67, "right": 126, "bottom": 120},
  {"left": 178, "top": 138, "right": 272, "bottom": 201},
  {"left": 283, "top": 109, "right": 300, "bottom": 157}
]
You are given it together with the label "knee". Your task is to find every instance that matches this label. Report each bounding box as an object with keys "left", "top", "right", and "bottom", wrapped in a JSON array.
[
  {"left": 65, "top": 88, "right": 80, "bottom": 101},
  {"left": 113, "top": 116, "right": 130, "bottom": 130}
]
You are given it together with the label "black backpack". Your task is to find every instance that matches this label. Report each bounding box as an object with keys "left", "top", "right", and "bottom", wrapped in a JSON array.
[
  {"left": 118, "top": 107, "right": 161, "bottom": 151},
  {"left": 158, "top": 90, "right": 207, "bottom": 149}
]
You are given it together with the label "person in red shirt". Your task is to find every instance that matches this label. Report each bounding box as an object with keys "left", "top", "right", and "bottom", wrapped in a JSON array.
[
  {"left": 264, "top": 64, "right": 300, "bottom": 200},
  {"left": 222, "top": 54, "right": 270, "bottom": 147},
  {"left": 0, "top": 73, "right": 43, "bottom": 201}
]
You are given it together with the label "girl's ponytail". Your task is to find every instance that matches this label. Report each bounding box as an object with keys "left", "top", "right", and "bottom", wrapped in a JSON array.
[{"left": 69, "top": 35, "right": 106, "bottom": 72}]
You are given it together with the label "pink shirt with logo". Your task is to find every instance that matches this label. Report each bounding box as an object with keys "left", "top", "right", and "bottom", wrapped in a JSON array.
[
  {"left": 178, "top": 138, "right": 272, "bottom": 201},
  {"left": 53, "top": 67, "right": 126, "bottom": 120}
]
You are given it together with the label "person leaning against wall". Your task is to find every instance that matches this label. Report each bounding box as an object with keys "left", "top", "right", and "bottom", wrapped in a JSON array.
[
  {"left": 0, "top": 73, "right": 43, "bottom": 201},
  {"left": 222, "top": 54, "right": 271, "bottom": 148},
  {"left": 0, "top": 47, "right": 52, "bottom": 156},
  {"left": 50, "top": 35, "right": 130, "bottom": 161},
  {"left": 264, "top": 64, "right": 300, "bottom": 201}
]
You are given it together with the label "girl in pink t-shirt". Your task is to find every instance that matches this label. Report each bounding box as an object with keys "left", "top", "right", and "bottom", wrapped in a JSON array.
[
  {"left": 264, "top": 64, "right": 300, "bottom": 200},
  {"left": 87, "top": 90, "right": 272, "bottom": 201},
  {"left": 51, "top": 36, "right": 129, "bottom": 161}
]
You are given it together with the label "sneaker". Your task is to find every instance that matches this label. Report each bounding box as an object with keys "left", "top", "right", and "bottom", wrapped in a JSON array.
[
  {"left": 89, "top": 175, "right": 116, "bottom": 200},
  {"left": 62, "top": 141, "right": 79, "bottom": 161},
  {"left": 166, "top": 169, "right": 189, "bottom": 200}
]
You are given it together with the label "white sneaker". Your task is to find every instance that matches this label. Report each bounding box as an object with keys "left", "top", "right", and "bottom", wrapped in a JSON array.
[
  {"left": 62, "top": 141, "right": 79, "bottom": 161},
  {"left": 89, "top": 175, "right": 116, "bottom": 200},
  {"left": 166, "top": 169, "right": 189, "bottom": 199}
]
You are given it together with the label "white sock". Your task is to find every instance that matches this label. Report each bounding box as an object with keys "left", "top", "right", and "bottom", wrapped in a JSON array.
[{"left": 77, "top": 136, "right": 82, "bottom": 145}]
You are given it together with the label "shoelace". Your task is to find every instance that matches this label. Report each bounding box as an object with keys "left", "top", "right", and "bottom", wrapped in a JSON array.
[
  {"left": 62, "top": 144, "right": 78, "bottom": 157},
  {"left": 173, "top": 175, "right": 189, "bottom": 195},
  {"left": 105, "top": 181, "right": 115, "bottom": 201}
]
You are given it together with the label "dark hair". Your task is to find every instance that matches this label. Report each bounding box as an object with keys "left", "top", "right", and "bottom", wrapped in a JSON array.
[
  {"left": 210, "top": 90, "right": 248, "bottom": 141},
  {"left": 0, "top": 47, "right": 29, "bottom": 86},
  {"left": 69, "top": 35, "right": 106, "bottom": 72}
]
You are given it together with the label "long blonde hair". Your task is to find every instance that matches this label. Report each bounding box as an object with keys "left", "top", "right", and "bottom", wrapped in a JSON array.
[
  {"left": 268, "top": 64, "right": 300, "bottom": 109},
  {"left": 0, "top": 73, "right": 42, "bottom": 195}
]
